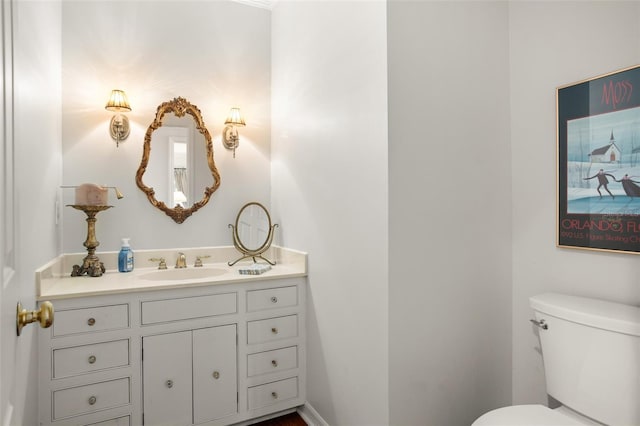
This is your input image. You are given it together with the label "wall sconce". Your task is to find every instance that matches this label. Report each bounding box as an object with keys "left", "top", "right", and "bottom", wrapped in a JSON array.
[
  {"left": 105, "top": 89, "right": 131, "bottom": 147},
  {"left": 222, "top": 107, "right": 245, "bottom": 158}
]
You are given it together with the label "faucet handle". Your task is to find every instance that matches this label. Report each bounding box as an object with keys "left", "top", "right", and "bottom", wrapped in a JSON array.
[
  {"left": 149, "top": 257, "right": 167, "bottom": 270},
  {"left": 194, "top": 255, "right": 210, "bottom": 267}
]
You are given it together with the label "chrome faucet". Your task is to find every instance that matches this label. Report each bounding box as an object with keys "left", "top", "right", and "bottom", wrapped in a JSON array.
[{"left": 175, "top": 252, "right": 187, "bottom": 268}]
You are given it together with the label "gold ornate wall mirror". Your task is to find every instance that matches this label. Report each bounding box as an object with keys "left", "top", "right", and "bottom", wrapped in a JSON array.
[
  {"left": 136, "top": 97, "right": 220, "bottom": 223},
  {"left": 228, "top": 202, "right": 278, "bottom": 266}
]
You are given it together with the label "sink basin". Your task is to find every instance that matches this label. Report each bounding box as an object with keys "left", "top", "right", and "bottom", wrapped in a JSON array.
[{"left": 140, "top": 267, "right": 227, "bottom": 281}]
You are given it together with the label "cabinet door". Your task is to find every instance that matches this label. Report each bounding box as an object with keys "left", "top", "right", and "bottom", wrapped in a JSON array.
[
  {"left": 193, "top": 325, "right": 237, "bottom": 423},
  {"left": 142, "top": 331, "right": 192, "bottom": 426}
]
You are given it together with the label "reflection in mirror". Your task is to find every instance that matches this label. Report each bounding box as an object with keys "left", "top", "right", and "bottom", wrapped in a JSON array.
[
  {"left": 171, "top": 138, "right": 188, "bottom": 207},
  {"left": 136, "top": 97, "right": 220, "bottom": 223},
  {"left": 228, "top": 202, "right": 278, "bottom": 266},
  {"left": 145, "top": 125, "right": 190, "bottom": 207},
  {"left": 238, "top": 203, "right": 270, "bottom": 251}
]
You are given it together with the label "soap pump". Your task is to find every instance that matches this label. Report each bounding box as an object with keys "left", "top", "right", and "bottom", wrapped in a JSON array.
[{"left": 118, "top": 238, "right": 134, "bottom": 272}]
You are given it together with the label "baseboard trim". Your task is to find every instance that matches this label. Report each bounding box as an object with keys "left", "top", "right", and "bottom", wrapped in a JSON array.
[{"left": 297, "top": 402, "right": 329, "bottom": 426}]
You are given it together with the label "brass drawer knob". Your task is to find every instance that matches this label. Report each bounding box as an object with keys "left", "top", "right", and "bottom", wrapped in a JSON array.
[
  {"left": 212, "top": 371, "right": 220, "bottom": 379},
  {"left": 271, "top": 296, "right": 278, "bottom": 303},
  {"left": 88, "top": 355, "right": 96, "bottom": 364},
  {"left": 271, "top": 360, "right": 278, "bottom": 368},
  {"left": 166, "top": 379, "right": 173, "bottom": 388},
  {"left": 88, "top": 396, "right": 97, "bottom": 405},
  {"left": 271, "top": 327, "right": 278, "bottom": 334},
  {"left": 271, "top": 391, "right": 278, "bottom": 399},
  {"left": 87, "top": 317, "right": 96, "bottom": 326}
]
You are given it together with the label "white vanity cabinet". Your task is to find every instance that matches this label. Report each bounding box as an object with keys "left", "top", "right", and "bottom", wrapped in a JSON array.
[
  {"left": 39, "top": 301, "right": 135, "bottom": 426},
  {"left": 38, "top": 276, "right": 306, "bottom": 426},
  {"left": 142, "top": 325, "right": 237, "bottom": 425}
]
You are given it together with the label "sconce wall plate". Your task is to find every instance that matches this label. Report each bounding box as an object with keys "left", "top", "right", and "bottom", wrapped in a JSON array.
[
  {"left": 222, "top": 124, "right": 239, "bottom": 150},
  {"left": 109, "top": 115, "right": 130, "bottom": 144}
]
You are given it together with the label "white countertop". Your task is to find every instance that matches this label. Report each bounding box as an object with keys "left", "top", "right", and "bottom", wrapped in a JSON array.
[{"left": 37, "top": 246, "right": 307, "bottom": 300}]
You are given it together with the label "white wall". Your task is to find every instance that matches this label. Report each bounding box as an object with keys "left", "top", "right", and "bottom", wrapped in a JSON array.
[
  {"left": 509, "top": 1, "right": 640, "bottom": 405},
  {"left": 12, "top": 1, "right": 62, "bottom": 424},
  {"left": 271, "top": 1, "right": 389, "bottom": 424},
  {"left": 14, "top": 2, "right": 640, "bottom": 424},
  {"left": 387, "top": 1, "right": 513, "bottom": 424},
  {"left": 61, "top": 1, "right": 271, "bottom": 253}
]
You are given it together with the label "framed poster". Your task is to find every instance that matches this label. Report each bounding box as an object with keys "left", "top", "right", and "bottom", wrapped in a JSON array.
[{"left": 558, "top": 65, "right": 640, "bottom": 254}]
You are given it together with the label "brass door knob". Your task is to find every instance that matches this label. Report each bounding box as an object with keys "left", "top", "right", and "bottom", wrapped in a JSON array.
[{"left": 16, "top": 301, "right": 54, "bottom": 336}]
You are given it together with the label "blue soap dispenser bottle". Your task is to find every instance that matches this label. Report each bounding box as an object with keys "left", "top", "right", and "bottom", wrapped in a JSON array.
[{"left": 118, "top": 238, "right": 134, "bottom": 272}]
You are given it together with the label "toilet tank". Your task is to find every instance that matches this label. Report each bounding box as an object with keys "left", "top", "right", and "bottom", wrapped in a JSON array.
[{"left": 530, "top": 293, "right": 640, "bottom": 426}]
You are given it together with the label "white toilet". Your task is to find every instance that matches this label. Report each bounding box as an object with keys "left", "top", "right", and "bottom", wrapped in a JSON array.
[{"left": 473, "top": 293, "right": 640, "bottom": 426}]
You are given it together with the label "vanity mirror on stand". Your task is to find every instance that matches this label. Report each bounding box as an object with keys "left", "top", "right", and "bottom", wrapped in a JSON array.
[
  {"left": 136, "top": 97, "right": 220, "bottom": 223},
  {"left": 228, "top": 202, "right": 278, "bottom": 266}
]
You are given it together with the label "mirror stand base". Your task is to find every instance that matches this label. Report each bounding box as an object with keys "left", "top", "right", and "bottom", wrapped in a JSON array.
[{"left": 228, "top": 254, "right": 276, "bottom": 267}]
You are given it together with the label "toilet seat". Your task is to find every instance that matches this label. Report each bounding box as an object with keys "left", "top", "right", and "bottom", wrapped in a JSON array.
[{"left": 471, "top": 405, "right": 591, "bottom": 426}]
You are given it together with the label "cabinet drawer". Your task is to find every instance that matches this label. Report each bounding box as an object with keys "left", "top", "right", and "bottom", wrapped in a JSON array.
[
  {"left": 86, "top": 415, "right": 130, "bottom": 426},
  {"left": 141, "top": 292, "right": 237, "bottom": 324},
  {"left": 53, "top": 305, "right": 129, "bottom": 337},
  {"left": 247, "top": 315, "right": 298, "bottom": 345},
  {"left": 53, "top": 339, "right": 129, "bottom": 379},
  {"left": 247, "top": 286, "right": 297, "bottom": 312},
  {"left": 53, "top": 377, "right": 130, "bottom": 420},
  {"left": 247, "top": 346, "right": 297, "bottom": 377},
  {"left": 247, "top": 377, "right": 298, "bottom": 410}
]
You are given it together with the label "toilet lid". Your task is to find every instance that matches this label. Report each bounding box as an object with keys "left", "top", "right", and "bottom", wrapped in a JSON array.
[{"left": 472, "top": 405, "right": 588, "bottom": 426}]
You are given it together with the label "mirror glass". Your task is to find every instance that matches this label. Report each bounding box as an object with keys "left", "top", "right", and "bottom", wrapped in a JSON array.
[
  {"left": 228, "top": 202, "right": 278, "bottom": 266},
  {"left": 136, "top": 97, "right": 220, "bottom": 223},
  {"left": 237, "top": 203, "right": 271, "bottom": 251}
]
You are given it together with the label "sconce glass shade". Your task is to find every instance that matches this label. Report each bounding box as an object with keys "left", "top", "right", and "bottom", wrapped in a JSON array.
[
  {"left": 105, "top": 89, "right": 132, "bottom": 112},
  {"left": 224, "top": 107, "right": 245, "bottom": 127}
]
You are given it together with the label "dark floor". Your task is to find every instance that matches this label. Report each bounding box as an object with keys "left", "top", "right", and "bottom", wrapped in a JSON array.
[{"left": 251, "top": 412, "right": 307, "bottom": 426}]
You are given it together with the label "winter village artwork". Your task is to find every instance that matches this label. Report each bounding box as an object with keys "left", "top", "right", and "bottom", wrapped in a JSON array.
[{"left": 558, "top": 65, "right": 640, "bottom": 254}]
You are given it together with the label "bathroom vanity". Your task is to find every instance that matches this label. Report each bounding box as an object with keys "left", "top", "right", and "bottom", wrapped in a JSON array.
[{"left": 36, "top": 247, "right": 307, "bottom": 426}]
